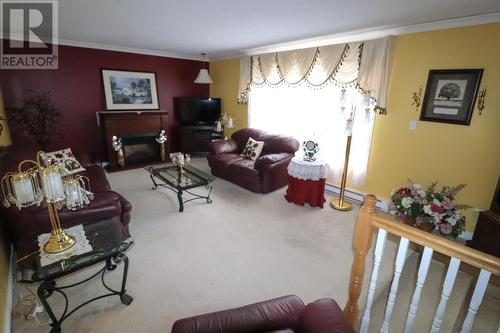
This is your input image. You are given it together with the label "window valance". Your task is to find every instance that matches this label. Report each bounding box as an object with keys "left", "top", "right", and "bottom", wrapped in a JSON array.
[{"left": 238, "top": 37, "right": 393, "bottom": 112}]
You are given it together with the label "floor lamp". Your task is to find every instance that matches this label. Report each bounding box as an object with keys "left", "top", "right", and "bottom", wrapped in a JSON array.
[
  {"left": 330, "top": 110, "right": 355, "bottom": 211},
  {"left": 330, "top": 92, "right": 371, "bottom": 211}
]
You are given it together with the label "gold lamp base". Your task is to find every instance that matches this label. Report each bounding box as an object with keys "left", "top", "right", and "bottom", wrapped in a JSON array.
[
  {"left": 330, "top": 198, "right": 353, "bottom": 211},
  {"left": 44, "top": 229, "right": 76, "bottom": 254}
]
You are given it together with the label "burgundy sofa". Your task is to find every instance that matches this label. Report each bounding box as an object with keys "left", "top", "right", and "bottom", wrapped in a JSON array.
[
  {"left": 171, "top": 295, "right": 355, "bottom": 333},
  {"left": 207, "top": 128, "right": 299, "bottom": 193},
  {"left": 0, "top": 145, "right": 132, "bottom": 252}
]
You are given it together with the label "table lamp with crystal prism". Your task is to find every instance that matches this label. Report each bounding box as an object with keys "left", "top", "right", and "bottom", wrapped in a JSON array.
[{"left": 1, "top": 151, "right": 93, "bottom": 253}]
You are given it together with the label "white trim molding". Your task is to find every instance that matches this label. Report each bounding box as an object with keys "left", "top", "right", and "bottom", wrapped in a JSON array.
[
  {"left": 3, "top": 244, "right": 14, "bottom": 333},
  {"left": 222, "top": 12, "right": 500, "bottom": 59},
  {"left": 2, "top": 34, "right": 206, "bottom": 61},
  {"left": 58, "top": 38, "right": 206, "bottom": 61}
]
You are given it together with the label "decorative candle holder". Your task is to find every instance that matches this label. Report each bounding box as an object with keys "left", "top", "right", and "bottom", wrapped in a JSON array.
[
  {"left": 169, "top": 152, "right": 191, "bottom": 184},
  {"left": 156, "top": 130, "right": 168, "bottom": 162},
  {"left": 111, "top": 136, "right": 125, "bottom": 167}
]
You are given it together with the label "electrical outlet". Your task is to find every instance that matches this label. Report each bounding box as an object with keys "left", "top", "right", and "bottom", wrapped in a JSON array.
[
  {"left": 409, "top": 120, "right": 417, "bottom": 131},
  {"left": 473, "top": 208, "right": 481, "bottom": 219}
]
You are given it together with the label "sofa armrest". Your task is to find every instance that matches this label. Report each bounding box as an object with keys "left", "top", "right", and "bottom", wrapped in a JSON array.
[
  {"left": 208, "top": 139, "right": 239, "bottom": 155},
  {"left": 254, "top": 153, "right": 292, "bottom": 171},
  {"left": 297, "top": 298, "right": 355, "bottom": 333},
  {"left": 171, "top": 295, "right": 305, "bottom": 333}
]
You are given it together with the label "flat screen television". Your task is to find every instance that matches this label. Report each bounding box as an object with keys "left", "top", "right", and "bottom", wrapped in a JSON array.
[{"left": 178, "top": 98, "right": 221, "bottom": 125}]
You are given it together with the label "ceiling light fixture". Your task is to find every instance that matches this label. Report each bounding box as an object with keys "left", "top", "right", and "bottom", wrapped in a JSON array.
[{"left": 194, "top": 53, "right": 214, "bottom": 84}]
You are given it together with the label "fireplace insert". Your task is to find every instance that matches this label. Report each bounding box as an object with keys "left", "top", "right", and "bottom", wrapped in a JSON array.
[{"left": 122, "top": 133, "right": 161, "bottom": 165}]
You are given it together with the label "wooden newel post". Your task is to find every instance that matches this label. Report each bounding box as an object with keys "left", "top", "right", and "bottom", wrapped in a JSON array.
[{"left": 344, "top": 194, "right": 377, "bottom": 327}]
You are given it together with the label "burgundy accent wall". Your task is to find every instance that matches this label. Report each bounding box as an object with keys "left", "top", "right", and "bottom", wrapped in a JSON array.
[{"left": 0, "top": 43, "right": 209, "bottom": 160}]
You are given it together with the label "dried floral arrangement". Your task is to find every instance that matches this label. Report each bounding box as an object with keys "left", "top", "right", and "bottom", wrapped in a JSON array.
[{"left": 5, "top": 91, "right": 61, "bottom": 149}]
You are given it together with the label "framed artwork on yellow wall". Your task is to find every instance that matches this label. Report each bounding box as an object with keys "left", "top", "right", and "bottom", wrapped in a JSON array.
[{"left": 420, "top": 69, "right": 483, "bottom": 125}]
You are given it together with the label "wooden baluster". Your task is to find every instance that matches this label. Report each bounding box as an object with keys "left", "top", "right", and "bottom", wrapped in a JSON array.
[
  {"left": 430, "top": 257, "right": 461, "bottom": 333},
  {"left": 403, "top": 246, "right": 434, "bottom": 333},
  {"left": 344, "top": 194, "right": 377, "bottom": 327},
  {"left": 459, "top": 269, "right": 491, "bottom": 333},
  {"left": 359, "top": 228, "right": 388, "bottom": 333},
  {"left": 379, "top": 237, "right": 410, "bottom": 333}
]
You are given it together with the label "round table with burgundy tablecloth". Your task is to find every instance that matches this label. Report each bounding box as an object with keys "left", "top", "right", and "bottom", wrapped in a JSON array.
[{"left": 285, "top": 157, "right": 329, "bottom": 208}]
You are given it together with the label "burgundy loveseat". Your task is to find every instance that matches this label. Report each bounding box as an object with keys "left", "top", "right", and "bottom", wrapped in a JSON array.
[
  {"left": 207, "top": 128, "right": 299, "bottom": 193},
  {"left": 0, "top": 145, "right": 132, "bottom": 252},
  {"left": 171, "top": 295, "right": 355, "bottom": 333}
]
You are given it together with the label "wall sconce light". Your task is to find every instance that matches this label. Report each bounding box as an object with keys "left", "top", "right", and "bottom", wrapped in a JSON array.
[
  {"left": 477, "top": 88, "right": 486, "bottom": 115},
  {"left": 411, "top": 86, "right": 422, "bottom": 112}
]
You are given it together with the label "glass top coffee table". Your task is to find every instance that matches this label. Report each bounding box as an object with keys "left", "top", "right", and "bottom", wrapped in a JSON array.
[
  {"left": 145, "top": 164, "right": 215, "bottom": 212},
  {"left": 16, "top": 217, "right": 134, "bottom": 333}
]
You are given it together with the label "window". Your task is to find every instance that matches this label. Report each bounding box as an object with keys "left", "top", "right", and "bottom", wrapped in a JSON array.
[{"left": 248, "top": 83, "right": 375, "bottom": 186}]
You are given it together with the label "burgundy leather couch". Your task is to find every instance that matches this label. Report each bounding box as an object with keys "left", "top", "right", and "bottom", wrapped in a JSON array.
[
  {"left": 207, "top": 128, "right": 299, "bottom": 193},
  {"left": 171, "top": 295, "right": 355, "bottom": 333},
  {"left": 0, "top": 145, "right": 132, "bottom": 252}
]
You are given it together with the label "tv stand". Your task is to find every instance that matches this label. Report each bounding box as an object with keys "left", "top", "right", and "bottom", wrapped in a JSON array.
[{"left": 179, "top": 125, "right": 223, "bottom": 154}]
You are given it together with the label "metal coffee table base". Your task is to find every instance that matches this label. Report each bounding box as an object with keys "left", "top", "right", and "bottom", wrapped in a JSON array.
[
  {"left": 37, "top": 253, "right": 133, "bottom": 333},
  {"left": 150, "top": 175, "right": 213, "bottom": 212}
]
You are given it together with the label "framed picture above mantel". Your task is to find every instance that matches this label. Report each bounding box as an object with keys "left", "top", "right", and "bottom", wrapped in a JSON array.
[
  {"left": 420, "top": 69, "right": 483, "bottom": 126},
  {"left": 101, "top": 69, "right": 159, "bottom": 110}
]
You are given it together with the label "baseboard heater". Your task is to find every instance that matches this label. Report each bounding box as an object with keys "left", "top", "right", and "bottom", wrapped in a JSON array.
[{"left": 324, "top": 183, "right": 389, "bottom": 213}]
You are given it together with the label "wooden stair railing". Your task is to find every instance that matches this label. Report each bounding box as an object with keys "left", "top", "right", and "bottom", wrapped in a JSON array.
[{"left": 344, "top": 194, "right": 500, "bottom": 333}]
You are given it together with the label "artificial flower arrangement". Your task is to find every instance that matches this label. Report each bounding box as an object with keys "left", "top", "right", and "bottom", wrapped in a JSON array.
[{"left": 388, "top": 180, "right": 471, "bottom": 238}]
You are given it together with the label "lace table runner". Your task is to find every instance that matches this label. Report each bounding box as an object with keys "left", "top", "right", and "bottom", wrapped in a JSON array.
[{"left": 37, "top": 224, "right": 92, "bottom": 267}]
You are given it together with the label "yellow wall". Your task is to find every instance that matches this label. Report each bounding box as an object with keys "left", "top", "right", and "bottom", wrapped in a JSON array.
[
  {"left": 0, "top": 92, "right": 11, "bottom": 332},
  {"left": 209, "top": 58, "right": 248, "bottom": 137},
  {"left": 209, "top": 23, "right": 500, "bottom": 232}
]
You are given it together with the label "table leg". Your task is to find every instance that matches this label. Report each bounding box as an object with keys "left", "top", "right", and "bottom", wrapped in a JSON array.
[
  {"left": 177, "top": 189, "right": 184, "bottom": 212},
  {"left": 150, "top": 174, "right": 158, "bottom": 190},
  {"left": 206, "top": 185, "right": 213, "bottom": 204},
  {"left": 117, "top": 253, "right": 133, "bottom": 305},
  {"left": 37, "top": 281, "right": 61, "bottom": 333}
]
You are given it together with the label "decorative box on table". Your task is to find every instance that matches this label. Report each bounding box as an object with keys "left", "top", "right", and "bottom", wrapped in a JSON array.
[{"left": 285, "top": 157, "right": 329, "bottom": 208}]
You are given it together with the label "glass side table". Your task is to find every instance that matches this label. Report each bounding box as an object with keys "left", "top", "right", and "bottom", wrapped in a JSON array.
[{"left": 16, "top": 217, "right": 134, "bottom": 333}]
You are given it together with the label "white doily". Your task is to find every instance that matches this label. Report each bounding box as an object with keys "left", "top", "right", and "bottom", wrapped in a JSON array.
[
  {"left": 38, "top": 224, "right": 92, "bottom": 267},
  {"left": 287, "top": 157, "right": 329, "bottom": 181}
]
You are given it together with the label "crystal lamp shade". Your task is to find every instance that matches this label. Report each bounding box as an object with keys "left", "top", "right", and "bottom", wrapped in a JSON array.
[
  {"left": 41, "top": 166, "right": 65, "bottom": 202},
  {"left": 11, "top": 172, "right": 39, "bottom": 208},
  {"left": 194, "top": 69, "right": 214, "bottom": 84}
]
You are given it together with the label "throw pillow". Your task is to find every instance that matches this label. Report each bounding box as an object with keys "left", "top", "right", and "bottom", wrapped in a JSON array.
[
  {"left": 240, "top": 137, "right": 264, "bottom": 161},
  {"left": 42, "top": 148, "right": 86, "bottom": 175}
]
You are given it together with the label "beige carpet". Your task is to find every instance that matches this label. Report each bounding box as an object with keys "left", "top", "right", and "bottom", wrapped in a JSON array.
[{"left": 11, "top": 158, "right": 499, "bottom": 332}]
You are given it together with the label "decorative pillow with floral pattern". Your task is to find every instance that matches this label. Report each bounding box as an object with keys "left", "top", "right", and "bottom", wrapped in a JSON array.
[
  {"left": 42, "top": 148, "right": 86, "bottom": 175},
  {"left": 240, "top": 137, "right": 264, "bottom": 161}
]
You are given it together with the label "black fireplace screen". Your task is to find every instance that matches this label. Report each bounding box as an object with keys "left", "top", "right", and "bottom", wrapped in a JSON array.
[{"left": 122, "top": 133, "right": 160, "bottom": 165}]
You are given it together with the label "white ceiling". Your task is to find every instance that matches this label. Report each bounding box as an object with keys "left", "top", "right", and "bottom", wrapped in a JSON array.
[{"left": 59, "top": 0, "right": 500, "bottom": 60}]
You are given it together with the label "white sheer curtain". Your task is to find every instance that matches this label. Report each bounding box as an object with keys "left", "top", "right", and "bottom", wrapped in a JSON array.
[
  {"left": 242, "top": 37, "right": 392, "bottom": 186},
  {"left": 248, "top": 84, "right": 375, "bottom": 186}
]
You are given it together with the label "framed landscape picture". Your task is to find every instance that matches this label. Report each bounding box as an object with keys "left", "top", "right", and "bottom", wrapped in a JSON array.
[
  {"left": 101, "top": 69, "right": 159, "bottom": 110},
  {"left": 420, "top": 69, "right": 483, "bottom": 125}
]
